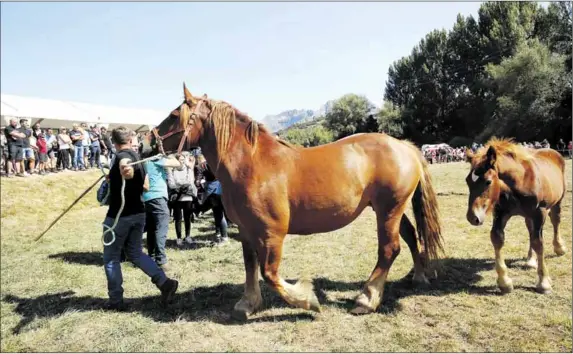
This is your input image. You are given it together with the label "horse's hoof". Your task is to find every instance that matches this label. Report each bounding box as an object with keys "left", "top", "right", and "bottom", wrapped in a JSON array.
[
  {"left": 308, "top": 296, "right": 322, "bottom": 313},
  {"left": 412, "top": 274, "right": 431, "bottom": 288},
  {"left": 498, "top": 278, "right": 514, "bottom": 294},
  {"left": 554, "top": 246, "right": 567, "bottom": 257},
  {"left": 425, "top": 268, "right": 438, "bottom": 280},
  {"left": 525, "top": 259, "right": 538, "bottom": 269},
  {"left": 536, "top": 283, "right": 552, "bottom": 295},
  {"left": 350, "top": 305, "right": 374, "bottom": 315},
  {"left": 230, "top": 309, "right": 249, "bottom": 322}
]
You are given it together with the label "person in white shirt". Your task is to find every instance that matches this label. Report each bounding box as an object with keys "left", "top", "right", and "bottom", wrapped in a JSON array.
[
  {"left": 45, "top": 129, "right": 58, "bottom": 172},
  {"left": 57, "top": 127, "right": 72, "bottom": 170}
]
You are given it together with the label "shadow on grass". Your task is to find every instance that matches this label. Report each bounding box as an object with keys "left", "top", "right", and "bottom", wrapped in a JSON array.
[
  {"left": 48, "top": 252, "right": 103, "bottom": 266},
  {"left": 2, "top": 256, "right": 543, "bottom": 333},
  {"left": 2, "top": 282, "right": 299, "bottom": 335},
  {"left": 312, "top": 256, "right": 547, "bottom": 314}
]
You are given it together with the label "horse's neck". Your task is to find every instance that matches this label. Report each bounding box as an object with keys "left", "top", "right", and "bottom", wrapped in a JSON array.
[{"left": 199, "top": 120, "right": 272, "bottom": 185}]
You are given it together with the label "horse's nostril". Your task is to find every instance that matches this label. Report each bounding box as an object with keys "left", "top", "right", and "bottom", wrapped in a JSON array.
[{"left": 474, "top": 217, "right": 480, "bottom": 225}]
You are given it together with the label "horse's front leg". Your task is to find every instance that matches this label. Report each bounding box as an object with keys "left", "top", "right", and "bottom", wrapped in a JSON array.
[
  {"left": 232, "top": 239, "right": 263, "bottom": 321},
  {"left": 491, "top": 213, "right": 513, "bottom": 294}
]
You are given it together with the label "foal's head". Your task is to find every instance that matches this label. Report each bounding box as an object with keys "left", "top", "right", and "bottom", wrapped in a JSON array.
[{"left": 464, "top": 145, "right": 502, "bottom": 226}]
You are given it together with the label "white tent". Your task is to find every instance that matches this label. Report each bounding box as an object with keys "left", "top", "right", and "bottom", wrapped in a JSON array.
[{"left": 0, "top": 94, "right": 168, "bottom": 132}]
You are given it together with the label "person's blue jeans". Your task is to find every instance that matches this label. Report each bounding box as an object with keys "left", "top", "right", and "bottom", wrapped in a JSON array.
[
  {"left": 73, "top": 145, "right": 84, "bottom": 169},
  {"left": 102, "top": 212, "right": 167, "bottom": 304},
  {"left": 145, "top": 197, "right": 170, "bottom": 265},
  {"left": 90, "top": 144, "right": 101, "bottom": 168}
]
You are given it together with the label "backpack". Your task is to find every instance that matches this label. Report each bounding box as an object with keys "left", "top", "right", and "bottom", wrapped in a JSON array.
[{"left": 97, "top": 155, "right": 115, "bottom": 206}]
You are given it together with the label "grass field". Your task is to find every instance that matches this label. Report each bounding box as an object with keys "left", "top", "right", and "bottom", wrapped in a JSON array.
[{"left": 1, "top": 161, "right": 571, "bottom": 352}]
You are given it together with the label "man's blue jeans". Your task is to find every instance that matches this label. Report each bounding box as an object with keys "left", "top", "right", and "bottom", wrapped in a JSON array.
[
  {"left": 145, "top": 197, "right": 170, "bottom": 265},
  {"left": 73, "top": 145, "right": 84, "bottom": 169},
  {"left": 103, "top": 212, "right": 167, "bottom": 304},
  {"left": 90, "top": 144, "right": 101, "bottom": 168}
]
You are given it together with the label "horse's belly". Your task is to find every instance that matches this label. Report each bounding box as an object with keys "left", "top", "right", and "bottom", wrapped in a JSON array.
[{"left": 288, "top": 197, "right": 368, "bottom": 235}]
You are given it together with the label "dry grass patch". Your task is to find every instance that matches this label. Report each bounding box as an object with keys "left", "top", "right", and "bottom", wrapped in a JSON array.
[{"left": 1, "top": 162, "right": 571, "bottom": 352}]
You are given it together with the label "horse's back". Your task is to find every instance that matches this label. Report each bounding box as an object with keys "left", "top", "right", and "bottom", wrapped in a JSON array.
[
  {"left": 531, "top": 148, "right": 567, "bottom": 203},
  {"left": 533, "top": 148, "right": 566, "bottom": 172}
]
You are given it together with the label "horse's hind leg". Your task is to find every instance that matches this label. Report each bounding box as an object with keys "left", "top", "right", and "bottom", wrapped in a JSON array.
[
  {"left": 399, "top": 215, "right": 430, "bottom": 285},
  {"left": 530, "top": 209, "right": 552, "bottom": 294},
  {"left": 525, "top": 218, "right": 538, "bottom": 269},
  {"left": 256, "top": 233, "right": 321, "bottom": 312},
  {"left": 352, "top": 201, "right": 405, "bottom": 315},
  {"left": 550, "top": 202, "right": 567, "bottom": 256},
  {"left": 232, "top": 240, "right": 263, "bottom": 321}
]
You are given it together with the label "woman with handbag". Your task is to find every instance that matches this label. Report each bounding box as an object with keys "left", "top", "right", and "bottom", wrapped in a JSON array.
[{"left": 167, "top": 152, "right": 197, "bottom": 247}]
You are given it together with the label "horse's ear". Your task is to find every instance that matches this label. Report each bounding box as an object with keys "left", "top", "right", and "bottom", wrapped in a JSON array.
[
  {"left": 486, "top": 145, "right": 497, "bottom": 168},
  {"left": 183, "top": 82, "right": 198, "bottom": 104},
  {"left": 465, "top": 148, "right": 474, "bottom": 163}
]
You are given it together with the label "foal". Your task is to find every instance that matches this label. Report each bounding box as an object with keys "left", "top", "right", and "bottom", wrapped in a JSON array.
[{"left": 465, "top": 138, "right": 567, "bottom": 294}]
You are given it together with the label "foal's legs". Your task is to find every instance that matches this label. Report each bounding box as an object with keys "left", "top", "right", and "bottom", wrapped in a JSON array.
[
  {"left": 351, "top": 201, "right": 406, "bottom": 314},
  {"left": 491, "top": 214, "right": 513, "bottom": 293},
  {"left": 232, "top": 239, "right": 263, "bottom": 321},
  {"left": 256, "top": 233, "right": 321, "bottom": 312},
  {"left": 550, "top": 202, "right": 567, "bottom": 256},
  {"left": 525, "top": 218, "right": 538, "bottom": 269},
  {"left": 531, "top": 209, "right": 552, "bottom": 294},
  {"left": 399, "top": 215, "right": 430, "bottom": 285}
]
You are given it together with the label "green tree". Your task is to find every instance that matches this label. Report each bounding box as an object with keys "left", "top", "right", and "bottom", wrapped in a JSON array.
[
  {"left": 482, "top": 39, "right": 568, "bottom": 141},
  {"left": 376, "top": 101, "right": 404, "bottom": 138},
  {"left": 325, "top": 94, "right": 375, "bottom": 139}
]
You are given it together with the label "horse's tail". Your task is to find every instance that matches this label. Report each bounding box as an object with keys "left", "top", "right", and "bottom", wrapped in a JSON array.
[{"left": 412, "top": 155, "right": 444, "bottom": 261}]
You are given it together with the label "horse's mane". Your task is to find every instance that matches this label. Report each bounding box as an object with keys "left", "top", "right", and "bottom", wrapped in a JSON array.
[
  {"left": 179, "top": 99, "right": 295, "bottom": 159},
  {"left": 474, "top": 137, "right": 534, "bottom": 164}
]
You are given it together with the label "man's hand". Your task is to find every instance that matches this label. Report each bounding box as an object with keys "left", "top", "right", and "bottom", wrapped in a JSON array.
[{"left": 119, "top": 158, "right": 134, "bottom": 180}]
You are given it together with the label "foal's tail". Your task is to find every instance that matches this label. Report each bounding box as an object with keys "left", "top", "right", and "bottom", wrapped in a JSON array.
[{"left": 412, "top": 156, "right": 444, "bottom": 261}]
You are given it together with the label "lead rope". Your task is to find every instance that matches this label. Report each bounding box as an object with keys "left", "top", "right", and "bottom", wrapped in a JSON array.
[{"left": 101, "top": 153, "right": 164, "bottom": 247}]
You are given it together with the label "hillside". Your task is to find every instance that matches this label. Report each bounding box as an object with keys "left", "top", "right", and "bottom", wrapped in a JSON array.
[{"left": 261, "top": 100, "right": 335, "bottom": 132}]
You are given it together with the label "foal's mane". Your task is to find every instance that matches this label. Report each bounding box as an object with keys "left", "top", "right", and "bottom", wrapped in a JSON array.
[
  {"left": 178, "top": 99, "right": 295, "bottom": 159},
  {"left": 474, "top": 137, "right": 533, "bottom": 165}
]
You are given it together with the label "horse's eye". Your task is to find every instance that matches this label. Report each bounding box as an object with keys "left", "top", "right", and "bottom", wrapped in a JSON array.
[{"left": 485, "top": 179, "right": 492, "bottom": 186}]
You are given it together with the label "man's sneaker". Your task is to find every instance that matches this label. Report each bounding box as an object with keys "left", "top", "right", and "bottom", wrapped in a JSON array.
[
  {"left": 105, "top": 300, "right": 129, "bottom": 312},
  {"left": 215, "top": 235, "right": 230, "bottom": 245},
  {"left": 159, "top": 278, "right": 178, "bottom": 306},
  {"left": 176, "top": 239, "right": 183, "bottom": 247},
  {"left": 184, "top": 236, "right": 194, "bottom": 245}
]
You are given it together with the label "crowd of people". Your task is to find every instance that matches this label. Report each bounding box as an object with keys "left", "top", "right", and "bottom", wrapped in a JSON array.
[
  {"left": 1, "top": 118, "right": 117, "bottom": 177},
  {"left": 423, "top": 139, "right": 573, "bottom": 164}
]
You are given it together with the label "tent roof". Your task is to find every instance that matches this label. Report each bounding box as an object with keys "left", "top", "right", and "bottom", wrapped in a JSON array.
[{"left": 0, "top": 94, "right": 167, "bottom": 130}]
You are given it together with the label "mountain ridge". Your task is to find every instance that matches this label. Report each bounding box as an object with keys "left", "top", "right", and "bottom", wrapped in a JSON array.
[{"left": 261, "top": 100, "right": 335, "bottom": 133}]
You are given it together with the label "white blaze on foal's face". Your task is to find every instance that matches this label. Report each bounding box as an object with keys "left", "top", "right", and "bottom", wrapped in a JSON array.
[{"left": 466, "top": 165, "right": 498, "bottom": 226}]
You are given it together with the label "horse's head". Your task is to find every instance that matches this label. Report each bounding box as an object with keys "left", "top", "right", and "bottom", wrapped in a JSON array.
[
  {"left": 142, "top": 83, "right": 213, "bottom": 158},
  {"left": 464, "top": 145, "right": 501, "bottom": 226}
]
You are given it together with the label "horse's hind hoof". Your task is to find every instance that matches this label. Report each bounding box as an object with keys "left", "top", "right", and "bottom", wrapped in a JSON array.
[
  {"left": 230, "top": 309, "right": 249, "bottom": 322},
  {"left": 350, "top": 305, "right": 374, "bottom": 315},
  {"left": 308, "top": 296, "right": 322, "bottom": 313},
  {"left": 554, "top": 246, "right": 567, "bottom": 257}
]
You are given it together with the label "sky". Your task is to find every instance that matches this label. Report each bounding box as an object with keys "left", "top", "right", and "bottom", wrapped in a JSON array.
[{"left": 1, "top": 2, "right": 484, "bottom": 120}]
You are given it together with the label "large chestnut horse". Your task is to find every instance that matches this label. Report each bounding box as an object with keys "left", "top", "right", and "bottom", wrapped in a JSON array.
[
  {"left": 145, "top": 84, "right": 444, "bottom": 320},
  {"left": 465, "top": 138, "right": 568, "bottom": 294}
]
